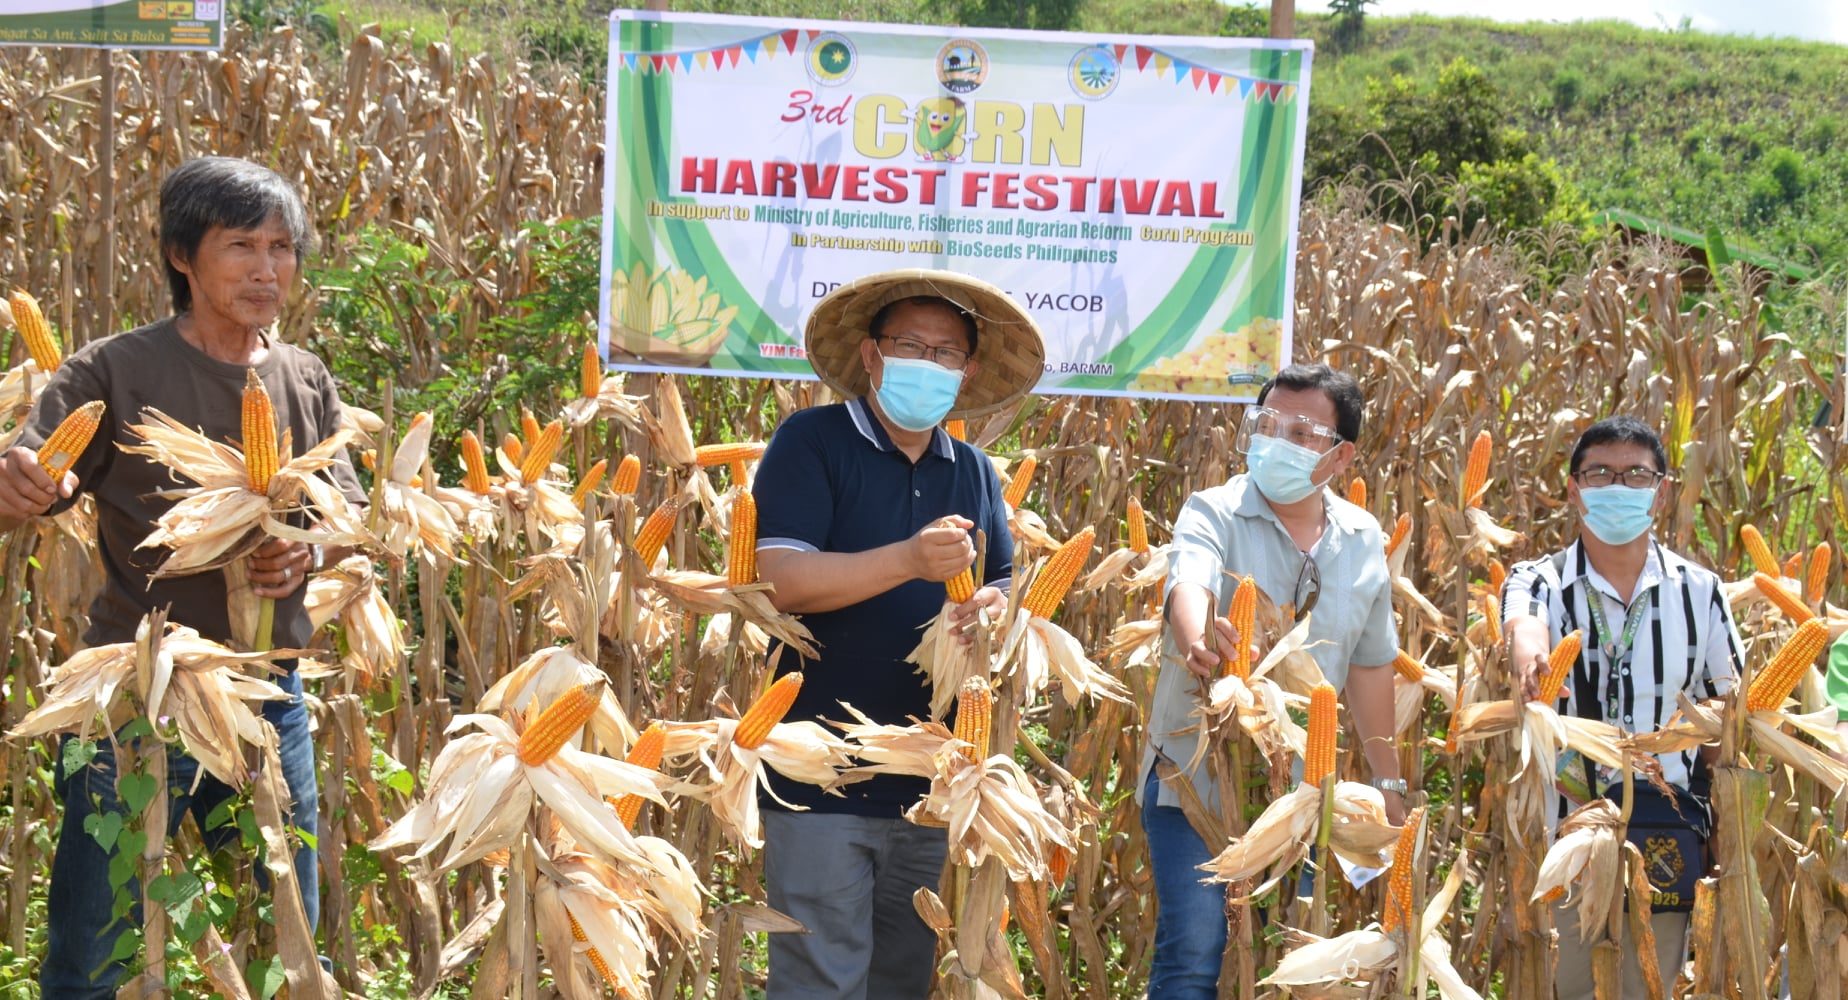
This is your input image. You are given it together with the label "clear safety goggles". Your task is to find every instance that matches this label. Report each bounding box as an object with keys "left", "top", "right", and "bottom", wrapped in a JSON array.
[{"left": 1234, "top": 406, "right": 1344, "bottom": 455}]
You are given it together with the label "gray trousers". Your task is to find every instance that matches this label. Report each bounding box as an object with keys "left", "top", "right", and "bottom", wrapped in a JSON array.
[
  {"left": 1554, "top": 903, "right": 1690, "bottom": 998},
  {"left": 763, "top": 810, "right": 948, "bottom": 1000}
]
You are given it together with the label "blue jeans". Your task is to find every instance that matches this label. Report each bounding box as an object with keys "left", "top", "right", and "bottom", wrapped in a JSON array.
[
  {"left": 40, "top": 668, "right": 320, "bottom": 998},
  {"left": 1142, "top": 768, "right": 1227, "bottom": 1000}
]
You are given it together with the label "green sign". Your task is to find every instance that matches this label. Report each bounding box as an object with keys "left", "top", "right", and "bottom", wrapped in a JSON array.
[{"left": 0, "top": 0, "right": 224, "bottom": 51}]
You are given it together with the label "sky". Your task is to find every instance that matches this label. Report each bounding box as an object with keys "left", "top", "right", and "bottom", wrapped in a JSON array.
[{"left": 1289, "top": 0, "right": 1848, "bottom": 46}]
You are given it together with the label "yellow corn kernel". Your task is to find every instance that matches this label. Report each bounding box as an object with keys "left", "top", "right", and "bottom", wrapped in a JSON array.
[
  {"left": 569, "top": 912, "right": 622, "bottom": 989},
  {"left": 1535, "top": 629, "right": 1583, "bottom": 703},
  {"left": 945, "top": 419, "right": 967, "bottom": 441},
  {"left": 729, "top": 459, "right": 750, "bottom": 485},
  {"left": 1740, "top": 525, "right": 1779, "bottom": 577},
  {"left": 945, "top": 566, "right": 975, "bottom": 604},
  {"left": 572, "top": 459, "right": 608, "bottom": 509},
  {"left": 1386, "top": 513, "right": 1412, "bottom": 558},
  {"left": 1224, "top": 576, "right": 1257, "bottom": 679},
  {"left": 520, "top": 408, "right": 541, "bottom": 449},
  {"left": 515, "top": 681, "right": 603, "bottom": 766},
  {"left": 9, "top": 290, "right": 60, "bottom": 373},
  {"left": 632, "top": 496, "right": 681, "bottom": 569},
  {"left": 1304, "top": 683, "right": 1337, "bottom": 787},
  {"left": 580, "top": 341, "right": 602, "bottom": 399},
  {"left": 1392, "top": 650, "right": 1425, "bottom": 683},
  {"left": 519, "top": 419, "right": 563, "bottom": 483},
  {"left": 729, "top": 490, "right": 758, "bottom": 586},
  {"left": 1462, "top": 431, "right": 1492, "bottom": 507},
  {"left": 1479, "top": 593, "right": 1502, "bottom": 648},
  {"left": 1022, "top": 526, "right": 1095, "bottom": 620},
  {"left": 1346, "top": 477, "right": 1367, "bottom": 509},
  {"left": 1381, "top": 805, "right": 1425, "bottom": 934},
  {"left": 460, "top": 431, "right": 492, "bottom": 494},
  {"left": 610, "top": 454, "right": 641, "bottom": 495},
  {"left": 1488, "top": 560, "right": 1507, "bottom": 596},
  {"left": 615, "top": 722, "right": 665, "bottom": 830},
  {"left": 694, "top": 442, "right": 766, "bottom": 467},
  {"left": 1783, "top": 553, "right": 1804, "bottom": 582},
  {"left": 1048, "top": 844, "right": 1072, "bottom": 887},
  {"left": 37, "top": 400, "right": 105, "bottom": 481},
  {"left": 1002, "top": 456, "right": 1036, "bottom": 508},
  {"left": 953, "top": 677, "right": 992, "bottom": 764},
  {"left": 1126, "top": 496, "right": 1149, "bottom": 554},
  {"left": 1754, "top": 572, "right": 1815, "bottom": 624},
  {"left": 242, "top": 369, "right": 279, "bottom": 493},
  {"left": 1745, "top": 618, "right": 1830, "bottom": 712},
  {"left": 1805, "top": 543, "right": 1831, "bottom": 605},
  {"left": 736, "top": 673, "right": 802, "bottom": 750},
  {"left": 501, "top": 431, "right": 524, "bottom": 466}
]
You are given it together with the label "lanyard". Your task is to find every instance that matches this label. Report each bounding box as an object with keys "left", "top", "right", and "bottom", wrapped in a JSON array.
[{"left": 1582, "top": 583, "right": 1652, "bottom": 719}]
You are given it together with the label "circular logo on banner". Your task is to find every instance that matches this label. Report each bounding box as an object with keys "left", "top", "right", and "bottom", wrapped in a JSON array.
[
  {"left": 1068, "top": 45, "right": 1120, "bottom": 100},
  {"left": 807, "top": 33, "right": 857, "bottom": 86},
  {"left": 936, "top": 39, "right": 988, "bottom": 93}
]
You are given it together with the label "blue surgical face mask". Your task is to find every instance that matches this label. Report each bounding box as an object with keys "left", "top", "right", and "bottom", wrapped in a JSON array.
[
  {"left": 875, "top": 356, "right": 964, "bottom": 432},
  {"left": 1246, "top": 434, "right": 1328, "bottom": 505},
  {"left": 1579, "top": 484, "right": 1657, "bottom": 544}
]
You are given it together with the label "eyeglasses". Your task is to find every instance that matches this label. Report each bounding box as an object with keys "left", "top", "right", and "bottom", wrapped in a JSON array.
[
  {"left": 1573, "top": 465, "right": 1666, "bottom": 489},
  {"left": 876, "top": 334, "right": 972, "bottom": 371},
  {"left": 1290, "top": 551, "right": 1321, "bottom": 624},
  {"left": 1235, "top": 406, "right": 1343, "bottom": 455}
]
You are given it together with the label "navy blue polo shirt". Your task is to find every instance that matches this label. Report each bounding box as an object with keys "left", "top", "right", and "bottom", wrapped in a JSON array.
[{"left": 754, "top": 397, "right": 1013, "bottom": 816}]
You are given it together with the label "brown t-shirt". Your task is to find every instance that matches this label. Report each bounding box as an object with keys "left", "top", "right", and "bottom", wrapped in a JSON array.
[{"left": 16, "top": 317, "right": 366, "bottom": 648}]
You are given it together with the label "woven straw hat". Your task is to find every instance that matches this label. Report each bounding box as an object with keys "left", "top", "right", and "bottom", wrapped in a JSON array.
[{"left": 803, "top": 269, "right": 1045, "bottom": 419}]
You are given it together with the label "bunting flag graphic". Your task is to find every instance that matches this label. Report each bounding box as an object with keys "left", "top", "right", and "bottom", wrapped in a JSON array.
[
  {"left": 621, "top": 27, "right": 799, "bottom": 75},
  {"left": 1121, "top": 43, "right": 1297, "bottom": 102}
]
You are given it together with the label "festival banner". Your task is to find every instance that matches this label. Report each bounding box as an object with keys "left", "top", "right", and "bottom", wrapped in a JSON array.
[
  {"left": 0, "top": 0, "right": 225, "bottom": 50},
  {"left": 600, "top": 11, "right": 1313, "bottom": 402}
]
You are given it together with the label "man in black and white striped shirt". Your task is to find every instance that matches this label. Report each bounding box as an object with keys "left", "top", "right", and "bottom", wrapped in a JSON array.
[{"left": 1502, "top": 416, "right": 1743, "bottom": 999}]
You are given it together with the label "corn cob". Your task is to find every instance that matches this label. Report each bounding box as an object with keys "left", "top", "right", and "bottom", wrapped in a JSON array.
[
  {"left": 1386, "top": 513, "right": 1412, "bottom": 558},
  {"left": 501, "top": 432, "right": 524, "bottom": 465},
  {"left": 1805, "top": 543, "right": 1831, "bottom": 605},
  {"left": 694, "top": 442, "right": 766, "bottom": 467},
  {"left": 945, "top": 419, "right": 966, "bottom": 441},
  {"left": 1740, "top": 524, "right": 1779, "bottom": 577},
  {"left": 729, "top": 459, "right": 750, "bottom": 485},
  {"left": 1002, "top": 456, "right": 1036, "bottom": 508},
  {"left": 632, "top": 496, "right": 681, "bottom": 569},
  {"left": 945, "top": 566, "right": 975, "bottom": 604},
  {"left": 953, "top": 677, "right": 992, "bottom": 764},
  {"left": 37, "top": 400, "right": 105, "bottom": 481},
  {"left": 569, "top": 912, "right": 623, "bottom": 989},
  {"left": 1462, "top": 430, "right": 1492, "bottom": 506},
  {"left": 610, "top": 454, "right": 641, "bottom": 495},
  {"left": 1047, "top": 844, "right": 1072, "bottom": 887},
  {"left": 571, "top": 459, "right": 608, "bottom": 509},
  {"left": 1783, "top": 552, "right": 1804, "bottom": 582},
  {"left": 1538, "top": 886, "right": 1565, "bottom": 904},
  {"left": 1535, "top": 629, "right": 1583, "bottom": 703},
  {"left": 615, "top": 722, "right": 665, "bottom": 830},
  {"left": 729, "top": 490, "right": 758, "bottom": 585},
  {"left": 1022, "top": 526, "right": 1095, "bottom": 620},
  {"left": 242, "top": 369, "right": 279, "bottom": 493},
  {"left": 1225, "top": 576, "right": 1257, "bottom": 679},
  {"left": 1381, "top": 805, "right": 1425, "bottom": 933},
  {"left": 1304, "top": 683, "right": 1338, "bottom": 787},
  {"left": 1744, "top": 618, "right": 1830, "bottom": 712},
  {"left": 8, "top": 290, "right": 60, "bottom": 373},
  {"left": 515, "top": 681, "right": 602, "bottom": 766},
  {"left": 1479, "top": 594, "right": 1502, "bottom": 648},
  {"left": 520, "top": 408, "right": 541, "bottom": 449},
  {"left": 1488, "top": 559, "right": 1507, "bottom": 596},
  {"left": 460, "top": 431, "right": 492, "bottom": 494},
  {"left": 736, "top": 673, "right": 802, "bottom": 750},
  {"left": 519, "top": 419, "right": 563, "bottom": 483},
  {"left": 1392, "top": 650, "right": 1425, "bottom": 683},
  {"left": 1754, "top": 572, "right": 1815, "bottom": 624},
  {"left": 580, "top": 341, "right": 601, "bottom": 399},
  {"left": 1126, "top": 496, "right": 1149, "bottom": 554},
  {"left": 1346, "top": 477, "right": 1367, "bottom": 508}
]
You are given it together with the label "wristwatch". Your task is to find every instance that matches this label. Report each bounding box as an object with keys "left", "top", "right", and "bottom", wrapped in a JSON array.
[{"left": 1371, "top": 777, "right": 1408, "bottom": 795}]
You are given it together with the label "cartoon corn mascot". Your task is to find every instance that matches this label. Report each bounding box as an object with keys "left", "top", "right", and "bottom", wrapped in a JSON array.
[{"left": 913, "top": 97, "right": 967, "bottom": 162}]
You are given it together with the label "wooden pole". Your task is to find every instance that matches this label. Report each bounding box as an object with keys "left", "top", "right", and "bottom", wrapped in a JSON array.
[
  {"left": 96, "top": 49, "right": 117, "bottom": 347},
  {"left": 1269, "top": 0, "right": 1295, "bottom": 39}
]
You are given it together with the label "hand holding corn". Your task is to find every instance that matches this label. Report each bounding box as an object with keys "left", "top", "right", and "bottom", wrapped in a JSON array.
[
  {"left": 248, "top": 536, "right": 314, "bottom": 599},
  {"left": 0, "top": 445, "right": 77, "bottom": 524},
  {"left": 1185, "top": 614, "right": 1245, "bottom": 679},
  {"left": 910, "top": 514, "right": 976, "bottom": 583},
  {"left": 947, "top": 584, "right": 1007, "bottom": 646}
]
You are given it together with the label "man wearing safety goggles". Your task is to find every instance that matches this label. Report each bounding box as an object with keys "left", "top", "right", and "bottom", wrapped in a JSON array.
[
  {"left": 1137, "top": 363, "right": 1403, "bottom": 1000},
  {"left": 1501, "top": 416, "right": 1743, "bottom": 998}
]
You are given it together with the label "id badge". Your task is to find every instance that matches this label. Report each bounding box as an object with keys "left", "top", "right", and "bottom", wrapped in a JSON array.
[{"left": 1555, "top": 748, "right": 1593, "bottom": 807}]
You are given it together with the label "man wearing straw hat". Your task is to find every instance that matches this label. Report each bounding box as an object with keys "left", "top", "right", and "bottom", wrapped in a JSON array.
[{"left": 752, "top": 268, "right": 1043, "bottom": 1000}]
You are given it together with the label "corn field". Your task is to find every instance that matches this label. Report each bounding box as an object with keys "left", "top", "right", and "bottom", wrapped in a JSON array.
[{"left": 3, "top": 20, "right": 1848, "bottom": 1000}]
